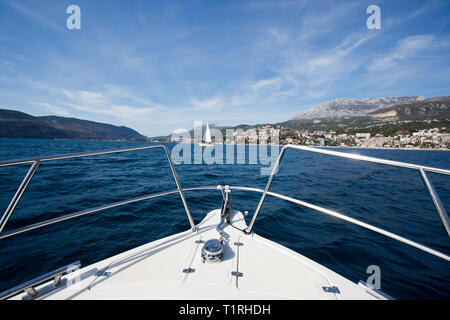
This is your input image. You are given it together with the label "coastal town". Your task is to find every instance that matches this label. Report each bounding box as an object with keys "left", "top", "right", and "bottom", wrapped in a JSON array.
[
  {"left": 248, "top": 125, "right": 450, "bottom": 150},
  {"left": 169, "top": 124, "right": 450, "bottom": 150}
]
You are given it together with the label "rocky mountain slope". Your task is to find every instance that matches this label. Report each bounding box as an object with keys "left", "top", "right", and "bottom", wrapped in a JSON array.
[
  {"left": 281, "top": 96, "right": 450, "bottom": 133},
  {"left": 290, "top": 96, "right": 425, "bottom": 120}
]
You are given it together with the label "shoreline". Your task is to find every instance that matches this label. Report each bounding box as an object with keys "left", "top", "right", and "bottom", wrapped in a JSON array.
[
  {"left": 1, "top": 137, "right": 448, "bottom": 151},
  {"left": 181, "top": 142, "right": 450, "bottom": 152}
]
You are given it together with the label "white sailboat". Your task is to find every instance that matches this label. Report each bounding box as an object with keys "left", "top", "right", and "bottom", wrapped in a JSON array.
[
  {"left": 198, "top": 123, "right": 213, "bottom": 147},
  {"left": 0, "top": 144, "right": 449, "bottom": 300}
]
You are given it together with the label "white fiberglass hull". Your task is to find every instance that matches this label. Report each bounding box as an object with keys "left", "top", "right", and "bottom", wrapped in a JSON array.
[{"left": 8, "top": 209, "right": 383, "bottom": 300}]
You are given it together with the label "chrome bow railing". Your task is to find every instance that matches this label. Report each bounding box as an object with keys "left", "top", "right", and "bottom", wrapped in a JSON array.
[
  {"left": 0, "top": 145, "right": 448, "bottom": 260},
  {"left": 0, "top": 144, "right": 449, "bottom": 300},
  {"left": 246, "top": 145, "right": 450, "bottom": 235},
  {"left": 0, "top": 144, "right": 197, "bottom": 238}
]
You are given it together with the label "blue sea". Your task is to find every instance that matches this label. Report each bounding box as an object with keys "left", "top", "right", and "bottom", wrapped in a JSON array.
[{"left": 0, "top": 138, "right": 449, "bottom": 299}]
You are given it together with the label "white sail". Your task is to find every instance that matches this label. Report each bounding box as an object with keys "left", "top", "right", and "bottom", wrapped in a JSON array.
[{"left": 204, "top": 123, "right": 212, "bottom": 143}]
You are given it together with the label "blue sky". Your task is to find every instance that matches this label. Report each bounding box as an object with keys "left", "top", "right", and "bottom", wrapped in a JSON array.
[{"left": 1, "top": 0, "right": 449, "bottom": 137}]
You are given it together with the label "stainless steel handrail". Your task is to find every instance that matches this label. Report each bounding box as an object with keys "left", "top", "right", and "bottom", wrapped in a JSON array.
[
  {"left": 246, "top": 145, "right": 450, "bottom": 236},
  {"left": 0, "top": 189, "right": 180, "bottom": 239},
  {"left": 2, "top": 183, "right": 449, "bottom": 263},
  {"left": 0, "top": 145, "right": 196, "bottom": 234},
  {"left": 0, "top": 145, "right": 169, "bottom": 167},
  {"left": 0, "top": 261, "right": 81, "bottom": 300},
  {"left": 0, "top": 186, "right": 221, "bottom": 240},
  {"left": 225, "top": 185, "right": 450, "bottom": 262}
]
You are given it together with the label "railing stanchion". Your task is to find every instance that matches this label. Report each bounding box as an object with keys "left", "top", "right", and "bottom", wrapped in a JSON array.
[
  {"left": 0, "top": 161, "right": 40, "bottom": 234},
  {"left": 245, "top": 146, "right": 288, "bottom": 234},
  {"left": 162, "top": 146, "right": 196, "bottom": 232},
  {"left": 420, "top": 168, "right": 450, "bottom": 237}
]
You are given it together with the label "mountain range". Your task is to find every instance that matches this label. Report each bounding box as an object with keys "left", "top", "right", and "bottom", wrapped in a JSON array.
[
  {"left": 281, "top": 96, "right": 450, "bottom": 132},
  {"left": 0, "top": 109, "right": 147, "bottom": 140},
  {"left": 160, "top": 95, "right": 450, "bottom": 140},
  {"left": 1, "top": 95, "right": 449, "bottom": 140},
  {"left": 289, "top": 96, "right": 426, "bottom": 120}
]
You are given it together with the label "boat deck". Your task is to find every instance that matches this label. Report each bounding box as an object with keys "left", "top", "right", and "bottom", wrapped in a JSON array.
[{"left": 9, "top": 209, "right": 380, "bottom": 300}]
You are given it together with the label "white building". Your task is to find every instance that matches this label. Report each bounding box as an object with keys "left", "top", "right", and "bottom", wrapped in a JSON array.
[{"left": 356, "top": 133, "right": 371, "bottom": 139}]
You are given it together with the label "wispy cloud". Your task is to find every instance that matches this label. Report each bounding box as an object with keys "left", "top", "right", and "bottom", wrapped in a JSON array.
[
  {"left": 242, "top": 0, "right": 306, "bottom": 11},
  {"left": 252, "top": 77, "right": 283, "bottom": 91},
  {"left": 1, "top": 0, "right": 450, "bottom": 136},
  {"left": 33, "top": 102, "right": 73, "bottom": 117},
  {"left": 369, "top": 35, "right": 436, "bottom": 71},
  {"left": 2, "top": 0, "right": 61, "bottom": 30},
  {"left": 61, "top": 89, "right": 155, "bottom": 120},
  {"left": 268, "top": 31, "right": 376, "bottom": 93},
  {"left": 383, "top": 5, "right": 429, "bottom": 29},
  {"left": 294, "top": 1, "right": 362, "bottom": 42},
  {"left": 189, "top": 96, "right": 225, "bottom": 111}
]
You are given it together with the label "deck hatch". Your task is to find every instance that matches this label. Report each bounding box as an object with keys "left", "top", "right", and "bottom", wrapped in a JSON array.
[
  {"left": 183, "top": 268, "right": 195, "bottom": 274},
  {"left": 95, "top": 271, "right": 111, "bottom": 277},
  {"left": 231, "top": 271, "right": 243, "bottom": 277},
  {"left": 322, "top": 286, "right": 340, "bottom": 294}
]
